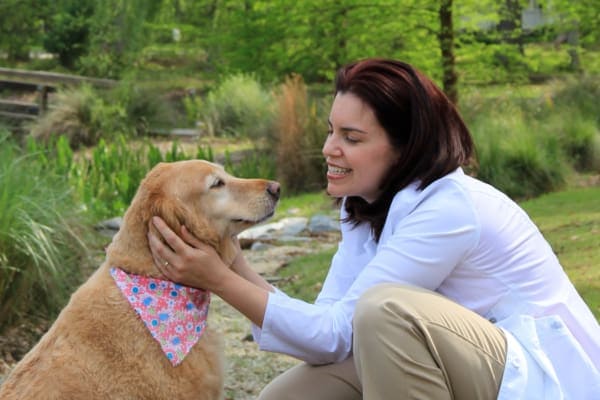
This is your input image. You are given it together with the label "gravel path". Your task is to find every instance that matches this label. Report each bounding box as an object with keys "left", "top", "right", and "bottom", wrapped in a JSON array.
[{"left": 211, "top": 296, "right": 300, "bottom": 399}]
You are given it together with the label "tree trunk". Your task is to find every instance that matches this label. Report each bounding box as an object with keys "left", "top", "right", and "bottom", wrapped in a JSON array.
[{"left": 439, "top": 0, "right": 458, "bottom": 104}]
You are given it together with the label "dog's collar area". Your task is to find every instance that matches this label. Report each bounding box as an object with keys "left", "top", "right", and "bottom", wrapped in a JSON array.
[{"left": 110, "top": 267, "right": 210, "bottom": 366}]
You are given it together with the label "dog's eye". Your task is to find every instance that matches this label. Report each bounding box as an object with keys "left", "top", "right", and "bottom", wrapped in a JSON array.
[{"left": 210, "top": 178, "right": 225, "bottom": 189}]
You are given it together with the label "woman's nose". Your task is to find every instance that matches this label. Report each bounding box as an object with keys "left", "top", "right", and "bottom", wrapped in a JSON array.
[{"left": 322, "top": 133, "right": 341, "bottom": 158}]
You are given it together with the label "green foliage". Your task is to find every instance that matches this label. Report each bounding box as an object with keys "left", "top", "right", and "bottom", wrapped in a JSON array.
[
  {"left": 42, "top": 0, "right": 94, "bottom": 68},
  {"left": 462, "top": 77, "right": 599, "bottom": 199},
  {"left": 223, "top": 149, "right": 277, "bottom": 181},
  {"left": 29, "top": 84, "right": 127, "bottom": 148},
  {"left": 187, "top": 73, "right": 275, "bottom": 139},
  {"left": 29, "top": 82, "right": 174, "bottom": 148},
  {"left": 76, "top": 0, "right": 151, "bottom": 78},
  {"left": 0, "top": 131, "right": 93, "bottom": 332},
  {"left": 0, "top": 0, "right": 48, "bottom": 62},
  {"left": 28, "top": 135, "right": 189, "bottom": 218},
  {"left": 109, "top": 79, "right": 178, "bottom": 135}
]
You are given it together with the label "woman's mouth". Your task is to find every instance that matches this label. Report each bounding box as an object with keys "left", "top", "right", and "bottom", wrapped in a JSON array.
[{"left": 327, "top": 165, "right": 352, "bottom": 177}]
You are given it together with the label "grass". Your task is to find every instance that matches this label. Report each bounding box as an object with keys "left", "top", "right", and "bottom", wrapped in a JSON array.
[
  {"left": 277, "top": 186, "right": 600, "bottom": 320},
  {"left": 275, "top": 191, "right": 337, "bottom": 221},
  {"left": 521, "top": 186, "right": 600, "bottom": 319},
  {"left": 0, "top": 133, "right": 96, "bottom": 331}
]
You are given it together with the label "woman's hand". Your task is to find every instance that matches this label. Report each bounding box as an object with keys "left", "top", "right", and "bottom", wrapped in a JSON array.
[
  {"left": 148, "top": 216, "right": 271, "bottom": 327},
  {"left": 148, "top": 216, "right": 230, "bottom": 291}
]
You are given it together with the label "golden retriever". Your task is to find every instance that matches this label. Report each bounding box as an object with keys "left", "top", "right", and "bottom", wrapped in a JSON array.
[{"left": 0, "top": 160, "right": 280, "bottom": 400}]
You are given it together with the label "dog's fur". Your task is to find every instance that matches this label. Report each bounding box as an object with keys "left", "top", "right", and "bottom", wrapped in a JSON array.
[{"left": 0, "top": 160, "right": 279, "bottom": 400}]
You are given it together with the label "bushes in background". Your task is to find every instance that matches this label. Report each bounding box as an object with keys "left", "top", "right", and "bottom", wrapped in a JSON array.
[
  {"left": 184, "top": 73, "right": 275, "bottom": 139},
  {"left": 30, "top": 82, "right": 174, "bottom": 149},
  {"left": 462, "top": 76, "right": 599, "bottom": 199}
]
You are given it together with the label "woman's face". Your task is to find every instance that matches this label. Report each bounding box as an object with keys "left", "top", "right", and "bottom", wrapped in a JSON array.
[{"left": 323, "top": 92, "right": 400, "bottom": 203}]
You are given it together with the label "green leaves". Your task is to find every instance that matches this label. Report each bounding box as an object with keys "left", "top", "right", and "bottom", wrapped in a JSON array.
[{"left": 0, "top": 131, "right": 91, "bottom": 331}]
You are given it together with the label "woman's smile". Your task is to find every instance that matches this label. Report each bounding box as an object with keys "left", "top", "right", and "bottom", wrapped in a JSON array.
[{"left": 327, "top": 164, "right": 352, "bottom": 178}]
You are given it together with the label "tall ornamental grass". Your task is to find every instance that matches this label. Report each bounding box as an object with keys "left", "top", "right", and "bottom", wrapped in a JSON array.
[
  {"left": 274, "top": 74, "right": 327, "bottom": 194},
  {"left": 0, "top": 132, "right": 93, "bottom": 332}
]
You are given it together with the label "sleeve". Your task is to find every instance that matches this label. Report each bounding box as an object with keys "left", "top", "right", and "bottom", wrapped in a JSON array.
[{"left": 254, "top": 182, "right": 480, "bottom": 365}]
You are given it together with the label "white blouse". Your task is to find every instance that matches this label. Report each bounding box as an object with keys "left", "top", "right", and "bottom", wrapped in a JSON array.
[{"left": 253, "top": 168, "right": 600, "bottom": 398}]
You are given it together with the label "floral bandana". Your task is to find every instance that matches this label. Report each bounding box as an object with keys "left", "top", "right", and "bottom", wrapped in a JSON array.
[{"left": 110, "top": 267, "right": 210, "bottom": 366}]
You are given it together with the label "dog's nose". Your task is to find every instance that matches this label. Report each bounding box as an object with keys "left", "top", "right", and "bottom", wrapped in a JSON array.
[{"left": 267, "top": 182, "right": 281, "bottom": 200}]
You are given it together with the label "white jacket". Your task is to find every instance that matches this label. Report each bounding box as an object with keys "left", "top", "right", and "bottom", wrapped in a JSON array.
[{"left": 253, "top": 168, "right": 600, "bottom": 398}]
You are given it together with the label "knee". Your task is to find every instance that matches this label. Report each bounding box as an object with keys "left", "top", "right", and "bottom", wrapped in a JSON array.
[
  {"left": 257, "top": 364, "right": 311, "bottom": 400},
  {"left": 354, "top": 283, "right": 426, "bottom": 337}
]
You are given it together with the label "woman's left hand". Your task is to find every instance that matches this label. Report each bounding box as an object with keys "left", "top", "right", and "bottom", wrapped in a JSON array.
[{"left": 147, "top": 216, "right": 229, "bottom": 290}]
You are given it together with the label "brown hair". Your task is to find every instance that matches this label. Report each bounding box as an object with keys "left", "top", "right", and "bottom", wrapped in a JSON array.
[{"left": 334, "top": 58, "right": 474, "bottom": 241}]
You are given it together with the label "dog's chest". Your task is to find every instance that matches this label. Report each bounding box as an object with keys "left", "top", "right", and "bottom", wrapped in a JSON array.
[{"left": 110, "top": 267, "right": 210, "bottom": 366}]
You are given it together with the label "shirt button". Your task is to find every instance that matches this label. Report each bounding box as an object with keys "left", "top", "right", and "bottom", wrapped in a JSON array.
[
  {"left": 489, "top": 317, "right": 497, "bottom": 323},
  {"left": 551, "top": 320, "right": 562, "bottom": 330}
]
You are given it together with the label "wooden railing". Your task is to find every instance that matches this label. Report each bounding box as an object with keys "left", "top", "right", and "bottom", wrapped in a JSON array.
[{"left": 0, "top": 67, "right": 116, "bottom": 122}]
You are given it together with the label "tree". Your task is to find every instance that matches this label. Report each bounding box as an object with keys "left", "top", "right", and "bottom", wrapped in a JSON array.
[
  {"left": 42, "top": 0, "right": 94, "bottom": 68},
  {"left": 439, "top": 0, "right": 458, "bottom": 104},
  {"left": 77, "top": 0, "right": 152, "bottom": 78},
  {"left": 0, "top": 0, "right": 48, "bottom": 62}
]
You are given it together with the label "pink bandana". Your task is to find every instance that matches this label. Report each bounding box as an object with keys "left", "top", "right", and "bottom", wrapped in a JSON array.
[{"left": 110, "top": 267, "right": 210, "bottom": 366}]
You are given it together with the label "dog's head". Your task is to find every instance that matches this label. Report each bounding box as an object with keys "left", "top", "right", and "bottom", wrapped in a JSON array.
[{"left": 108, "top": 160, "right": 279, "bottom": 274}]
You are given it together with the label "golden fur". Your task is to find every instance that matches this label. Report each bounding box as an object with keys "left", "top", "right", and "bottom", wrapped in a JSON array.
[{"left": 0, "top": 160, "right": 279, "bottom": 400}]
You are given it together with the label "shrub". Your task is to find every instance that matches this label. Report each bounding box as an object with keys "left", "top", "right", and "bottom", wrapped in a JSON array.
[
  {"left": 29, "top": 81, "right": 174, "bottom": 149},
  {"left": 0, "top": 132, "right": 93, "bottom": 333},
  {"left": 29, "top": 84, "right": 129, "bottom": 148},
  {"left": 475, "top": 132, "right": 566, "bottom": 199},
  {"left": 464, "top": 93, "right": 567, "bottom": 199},
  {"left": 190, "top": 73, "right": 275, "bottom": 139},
  {"left": 548, "top": 76, "right": 600, "bottom": 171}
]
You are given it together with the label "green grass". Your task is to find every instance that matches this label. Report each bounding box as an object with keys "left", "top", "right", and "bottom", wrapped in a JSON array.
[
  {"left": 277, "top": 249, "right": 336, "bottom": 302},
  {"left": 277, "top": 186, "right": 600, "bottom": 319},
  {"left": 275, "top": 191, "right": 337, "bottom": 221},
  {"left": 521, "top": 186, "right": 600, "bottom": 319}
]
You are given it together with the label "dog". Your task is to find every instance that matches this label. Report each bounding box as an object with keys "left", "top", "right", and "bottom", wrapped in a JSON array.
[{"left": 0, "top": 160, "right": 280, "bottom": 399}]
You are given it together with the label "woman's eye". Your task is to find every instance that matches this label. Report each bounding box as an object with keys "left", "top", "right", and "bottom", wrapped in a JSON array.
[
  {"left": 345, "top": 135, "right": 359, "bottom": 143},
  {"left": 210, "top": 179, "right": 225, "bottom": 188}
]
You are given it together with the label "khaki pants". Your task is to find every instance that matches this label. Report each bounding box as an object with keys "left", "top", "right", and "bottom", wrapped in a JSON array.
[{"left": 257, "top": 284, "right": 507, "bottom": 400}]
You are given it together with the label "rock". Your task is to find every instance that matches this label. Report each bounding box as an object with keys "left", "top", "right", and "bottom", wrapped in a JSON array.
[
  {"left": 238, "top": 217, "right": 308, "bottom": 242},
  {"left": 308, "top": 214, "right": 339, "bottom": 234},
  {"left": 95, "top": 217, "right": 123, "bottom": 237}
]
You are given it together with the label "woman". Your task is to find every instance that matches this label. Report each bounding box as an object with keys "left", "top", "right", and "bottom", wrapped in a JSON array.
[{"left": 148, "top": 58, "right": 600, "bottom": 399}]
